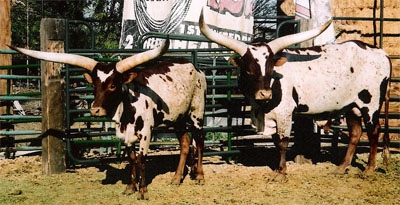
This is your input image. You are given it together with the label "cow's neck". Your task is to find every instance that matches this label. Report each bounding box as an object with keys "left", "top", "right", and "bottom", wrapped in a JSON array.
[
  {"left": 112, "top": 84, "right": 137, "bottom": 123},
  {"left": 110, "top": 84, "right": 131, "bottom": 120}
]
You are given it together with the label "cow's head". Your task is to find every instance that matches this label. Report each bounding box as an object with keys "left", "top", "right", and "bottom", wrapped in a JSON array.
[
  {"left": 199, "top": 9, "right": 331, "bottom": 100},
  {"left": 11, "top": 39, "right": 169, "bottom": 117}
]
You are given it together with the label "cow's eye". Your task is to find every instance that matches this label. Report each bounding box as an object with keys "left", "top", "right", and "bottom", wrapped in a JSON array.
[{"left": 110, "top": 84, "right": 116, "bottom": 89}]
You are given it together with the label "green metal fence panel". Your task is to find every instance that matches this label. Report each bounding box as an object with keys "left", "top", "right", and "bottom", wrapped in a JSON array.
[{"left": 2, "top": 14, "right": 399, "bottom": 162}]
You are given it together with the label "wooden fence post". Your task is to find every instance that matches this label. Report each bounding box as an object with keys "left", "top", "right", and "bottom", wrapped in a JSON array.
[
  {"left": 41, "top": 18, "right": 66, "bottom": 175},
  {"left": 0, "top": 0, "right": 11, "bottom": 116}
]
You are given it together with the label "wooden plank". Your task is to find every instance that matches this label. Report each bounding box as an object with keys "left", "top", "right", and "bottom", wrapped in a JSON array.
[{"left": 40, "top": 18, "right": 66, "bottom": 175}]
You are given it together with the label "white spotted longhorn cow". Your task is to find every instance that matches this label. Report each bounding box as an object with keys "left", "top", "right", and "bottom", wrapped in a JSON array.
[
  {"left": 11, "top": 38, "right": 207, "bottom": 199},
  {"left": 200, "top": 10, "right": 391, "bottom": 181}
]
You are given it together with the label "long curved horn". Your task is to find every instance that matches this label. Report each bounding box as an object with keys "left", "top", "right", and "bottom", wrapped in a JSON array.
[
  {"left": 9, "top": 46, "right": 98, "bottom": 72},
  {"left": 199, "top": 8, "right": 248, "bottom": 56},
  {"left": 116, "top": 38, "right": 170, "bottom": 73},
  {"left": 268, "top": 19, "right": 332, "bottom": 54}
]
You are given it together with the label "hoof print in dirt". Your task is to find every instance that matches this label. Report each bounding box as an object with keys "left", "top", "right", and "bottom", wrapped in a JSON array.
[{"left": 9, "top": 189, "right": 23, "bottom": 195}]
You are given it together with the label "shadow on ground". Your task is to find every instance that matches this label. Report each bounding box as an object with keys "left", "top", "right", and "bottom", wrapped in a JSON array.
[{"left": 74, "top": 144, "right": 399, "bottom": 188}]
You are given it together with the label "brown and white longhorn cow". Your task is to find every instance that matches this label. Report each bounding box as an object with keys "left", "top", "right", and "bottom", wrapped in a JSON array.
[
  {"left": 200, "top": 10, "right": 391, "bottom": 180},
  {"left": 11, "top": 39, "right": 207, "bottom": 199}
]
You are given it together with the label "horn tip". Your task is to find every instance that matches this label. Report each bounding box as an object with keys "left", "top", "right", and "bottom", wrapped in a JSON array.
[
  {"left": 321, "top": 18, "right": 333, "bottom": 31},
  {"left": 7, "top": 45, "right": 17, "bottom": 51},
  {"left": 327, "top": 18, "right": 333, "bottom": 25},
  {"left": 199, "top": 8, "right": 205, "bottom": 28}
]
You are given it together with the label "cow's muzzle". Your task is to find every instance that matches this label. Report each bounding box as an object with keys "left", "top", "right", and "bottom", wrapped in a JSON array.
[
  {"left": 254, "top": 89, "right": 272, "bottom": 100},
  {"left": 90, "top": 106, "right": 107, "bottom": 117}
]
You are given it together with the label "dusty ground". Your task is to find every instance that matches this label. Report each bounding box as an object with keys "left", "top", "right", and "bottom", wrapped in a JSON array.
[
  {"left": 2, "top": 84, "right": 399, "bottom": 204},
  {"left": 0, "top": 147, "right": 399, "bottom": 205}
]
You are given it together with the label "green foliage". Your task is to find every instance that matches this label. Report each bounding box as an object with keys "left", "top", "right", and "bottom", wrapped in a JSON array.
[
  {"left": 205, "top": 132, "right": 227, "bottom": 141},
  {"left": 11, "top": 0, "right": 123, "bottom": 51}
]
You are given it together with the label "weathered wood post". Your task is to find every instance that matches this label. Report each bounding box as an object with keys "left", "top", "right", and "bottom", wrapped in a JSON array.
[
  {"left": 0, "top": 0, "right": 11, "bottom": 116},
  {"left": 41, "top": 18, "right": 66, "bottom": 174}
]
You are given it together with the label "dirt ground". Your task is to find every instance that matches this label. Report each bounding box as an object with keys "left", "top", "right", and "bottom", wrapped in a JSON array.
[{"left": 0, "top": 147, "right": 399, "bottom": 205}]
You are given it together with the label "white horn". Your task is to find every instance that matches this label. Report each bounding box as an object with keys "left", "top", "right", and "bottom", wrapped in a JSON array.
[
  {"left": 9, "top": 46, "right": 98, "bottom": 72},
  {"left": 116, "top": 38, "right": 170, "bottom": 73},
  {"left": 268, "top": 19, "right": 333, "bottom": 54},
  {"left": 199, "top": 8, "right": 248, "bottom": 56}
]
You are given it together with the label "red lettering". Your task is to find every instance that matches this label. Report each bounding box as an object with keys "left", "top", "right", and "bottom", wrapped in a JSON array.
[{"left": 207, "top": 0, "right": 244, "bottom": 17}]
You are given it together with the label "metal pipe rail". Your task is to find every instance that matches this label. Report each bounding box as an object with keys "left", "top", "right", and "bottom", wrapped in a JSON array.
[
  {"left": 0, "top": 75, "right": 40, "bottom": 80},
  {"left": 0, "top": 64, "right": 40, "bottom": 69},
  {"left": 0, "top": 96, "right": 40, "bottom": 101},
  {"left": 0, "top": 50, "right": 42, "bottom": 158},
  {"left": 0, "top": 131, "right": 41, "bottom": 135},
  {"left": 62, "top": 18, "right": 397, "bottom": 165},
  {"left": 2, "top": 13, "right": 399, "bottom": 162}
]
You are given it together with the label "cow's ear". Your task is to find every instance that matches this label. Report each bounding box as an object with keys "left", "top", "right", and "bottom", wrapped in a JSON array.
[
  {"left": 123, "top": 71, "right": 137, "bottom": 84},
  {"left": 83, "top": 72, "right": 93, "bottom": 83},
  {"left": 274, "top": 57, "right": 287, "bottom": 67}
]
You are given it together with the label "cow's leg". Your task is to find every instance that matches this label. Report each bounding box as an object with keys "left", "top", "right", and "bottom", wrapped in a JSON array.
[
  {"left": 364, "top": 117, "right": 380, "bottom": 174},
  {"left": 272, "top": 134, "right": 289, "bottom": 182},
  {"left": 382, "top": 85, "right": 391, "bottom": 168},
  {"left": 192, "top": 129, "right": 205, "bottom": 184},
  {"left": 171, "top": 131, "right": 190, "bottom": 184},
  {"left": 271, "top": 116, "right": 292, "bottom": 182},
  {"left": 123, "top": 146, "right": 137, "bottom": 195},
  {"left": 336, "top": 112, "right": 362, "bottom": 174},
  {"left": 137, "top": 152, "right": 148, "bottom": 200}
]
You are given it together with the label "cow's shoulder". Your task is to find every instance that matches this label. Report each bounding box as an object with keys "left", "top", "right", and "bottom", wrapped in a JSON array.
[
  {"left": 338, "top": 40, "right": 378, "bottom": 50},
  {"left": 132, "top": 58, "right": 193, "bottom": 85}
]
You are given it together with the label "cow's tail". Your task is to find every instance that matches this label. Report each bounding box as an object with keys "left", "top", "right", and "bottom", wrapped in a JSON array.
[{"left": 382, "top": 57, "right": 392, "bottom": 168}]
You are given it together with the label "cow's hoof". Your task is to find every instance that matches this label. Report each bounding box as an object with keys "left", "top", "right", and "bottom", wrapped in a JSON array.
[
  {"left": 382, "top": 149, "right": 390, "bottom": 168},
  {"left": 122, "top": 185, "right": 136, "bottom": 195},
  {"left": 269, "top": 173, "right": 287, "bottom": 183},
  {"left": 122, "top": 189, "right": 134, "bottom": 196},
  {"left": 137, "top": 192, "right": 149, "bottom": 200},
  {"left": 332, "top": 167, "right": 347, "bottom": 175},
  {"left": 363, "top": 167, "right": 375, "bottom": 176},
  {"left": 195, "top": 178, "right": 205, "bottom": 185},
  {"left": 170, "top": 177, "right": 181, "bottom": 185}
]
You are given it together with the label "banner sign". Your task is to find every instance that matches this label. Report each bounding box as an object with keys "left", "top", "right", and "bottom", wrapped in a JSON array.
[
  {"left": 119, "top": 0, "right": 255, "bottom": 49},
  {"left": 294, "top": 0, "right": 311, "bottom": 19}
]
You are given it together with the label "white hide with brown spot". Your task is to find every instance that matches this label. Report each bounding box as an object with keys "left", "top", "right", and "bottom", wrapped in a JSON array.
[
  {"left": 112, "top": 62, "right": 206, "bottom": 154},
  {"left": 260, "top": 41, "right": 391, "bottom": 137}
]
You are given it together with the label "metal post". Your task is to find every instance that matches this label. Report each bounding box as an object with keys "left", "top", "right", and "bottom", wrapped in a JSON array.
[
  {"left": 227, "top": 68, "right": 232, "bottom": 161},
  {"left": 211, "top": 56, "right": 216, "bottom": 141},
  {"left": 379, "top": 0, "right": 384, "bottom": 48},
  {"left": 65, "top": 20, "right": 71, "bottom": 135}
]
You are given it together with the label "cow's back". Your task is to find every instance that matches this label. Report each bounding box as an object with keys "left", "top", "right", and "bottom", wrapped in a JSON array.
[
  {"left": 277, "top": 41, "right": 391, "bottom": 115},
  {"left": 134, "top": 59, "right": 206, "bottom": 126}
]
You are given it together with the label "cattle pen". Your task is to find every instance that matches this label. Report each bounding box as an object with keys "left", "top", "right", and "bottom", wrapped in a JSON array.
[
  {"left": 0, "top": 2, "right": 400, "bottom": 204},
  {"left": 1, "top": 14, "right": 400, "bottom": 167},
  {"left": 0, "top": 13, "right": 400, "bottom": 164}
]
